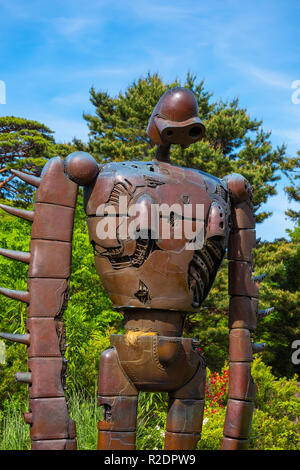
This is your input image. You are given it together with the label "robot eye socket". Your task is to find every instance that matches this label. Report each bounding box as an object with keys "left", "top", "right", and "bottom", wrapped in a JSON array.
[
  {"left": 166, "top": 130, "right": 173, "bottom": 136},
  {"left": 189, "top": 126, "right": 202, "bottom": 139}
]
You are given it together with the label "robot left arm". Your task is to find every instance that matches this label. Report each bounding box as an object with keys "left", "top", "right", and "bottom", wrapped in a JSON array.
[{"left": 221, "top": 173, "right": 273, "bottom": 450}]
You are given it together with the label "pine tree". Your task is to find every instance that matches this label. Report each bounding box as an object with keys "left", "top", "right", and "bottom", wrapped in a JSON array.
[
  {"left": 83, "top": 72, "right": 299, "bottom": 223},
  {"left": 285, "top": 150, "right": 300, "bottom": 222},
  {"left": 0, "top": 116, "right": 75, "bottom": 204}
]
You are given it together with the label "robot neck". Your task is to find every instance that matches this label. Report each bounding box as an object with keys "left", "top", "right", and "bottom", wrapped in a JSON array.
[{"left": 154, "top": 144, "right": 171, "bottom": 163}]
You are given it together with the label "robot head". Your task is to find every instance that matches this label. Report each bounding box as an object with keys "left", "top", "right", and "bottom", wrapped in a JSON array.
[{"left": 147, "top": 87, "right": 205, "bottom": 147}]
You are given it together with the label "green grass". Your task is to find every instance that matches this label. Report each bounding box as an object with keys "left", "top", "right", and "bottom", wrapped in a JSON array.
[
  {"left": 1, "top": 387, "right": 298, "bottom": 450},
  {"left": 0, "top": 400, "right": 30, "bottom": 450},
  {"left": 0, "top": 391, "right": 165, "bottom": 450}
]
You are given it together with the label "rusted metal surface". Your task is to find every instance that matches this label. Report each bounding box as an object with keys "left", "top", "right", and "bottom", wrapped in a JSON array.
[
  {"left": 164, "top": 431, "right": 201, "bottom": 450},
  {"left": 228, "top": 229, "right": 256, "bottom": 262},
  {"left": 28, "top": 358, "right": 65, "bottom": 398},
  {"left": 229, "top": 296, "right": 258, "bottom": 331},
  {"left": 98, "top": 431, "right": 136, "bottom": 450},
  {"left": 0, "top": 88, "right": 270, "bottom": 451},
  {"left": 221, "top": 437, "right": 249, "bottom": 450},
  {"left": 166, "top": 398, "right": 205, "bottom": 433},
  {"left": 221, "top": 173, "right": 260, "bottom": 450},
  {"left": 98, "top": 396, "right": 138, "bottom": 431},
  {"left": 229, "top": 328, "right": 253, "bottom": 362},
  {"left": 0, "top": 156, "right": 78, "bottom": 450},
  {"left": 31, "top": 439, "right": 77, "bottom": 450},
  {"left": 109, "top": 334, "right": 201, "bottom": 393},
  {"left": 228, "top": 362, "right": 256, "bottom": 401},
  {"left": 29, "top": 397, "right": 76, "bottom": 441},
  {"left": 223, "top": 399, "right": 254, "bottom": 439},
  {"left": 147, "top": 87, "right": 205, "bottom": 148},
  {"left": 170, "top": 362, "right": 206, "bottom": 400}
]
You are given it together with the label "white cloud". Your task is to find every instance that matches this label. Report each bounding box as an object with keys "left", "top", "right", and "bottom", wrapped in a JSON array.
[
  {"left": 123, "top": 0, "right": 207, "bottom": 22},
  {"left": 54, "top": 17, "right": 97, "bottom": 37},
  {"left": 243, "top": 65, "right": 291, "bottom": 90}
]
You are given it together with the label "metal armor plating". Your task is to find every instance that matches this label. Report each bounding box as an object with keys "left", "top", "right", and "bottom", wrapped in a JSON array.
[
  {"left": 0, "top": 87, "right": 272, "bottom": 451},
  {"left": 85, "top": 160, "right": 231, "bottom": 312}
]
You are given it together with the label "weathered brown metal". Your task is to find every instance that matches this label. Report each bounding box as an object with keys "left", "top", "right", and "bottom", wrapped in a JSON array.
[
  {"left": 229, "top": 328, "right": 253, "bottom": 362},
  {"left": 5, "top": 156, "right": 79, "bottom": 450},
  {"left": 170, "top": 363, "right": 206, "bottom": 400},
  {"left": 64, "top": 151, "right": 99, "bottom": 185},
  {"left": 97, "top": 431, "right": 136, "bottom": 450},
  {"left": 29, "top": 240, "right": 72, "bottom": 278},
  {"left": 221, "top": 172, "right": 259, "bottom": 450},
  {"left": 164, "top": 431, "right": 201, "bottom": 450},
  {"left": 11, "top": 169, "right": 41, "bottom": 187},
  {"left": 228, "top": 362, "right": 256, "bottom": 401},
  {"left": 0, "top": 287, "right": 30, "bottom": 304},
  {"left": 27, "top": 278, "right": 69, "bottom": 318},
  {"left": 0, "top": 203, "right": 34, "bottom": 222},
  {"left": 0, "top": 248, "right": 30, "bottom": 264},
  {"left": 31, "top": 440, "right": 77, "bottom": 450},
  {"left": 229, "top": 296, "right": 258, "bottom": 331},
  {"left": 221, "top": 437, "right": 249, "bottom": 450},
  {"left": 28, "top": 358, "right": 65, "bottom": 398},
  {"left": 228, "top": 229, "right": 256, "bottom": 261},
  {"left": 147, "top": 87, "right": 205, "bottom": 146},
  {"left": 223, "top": 399, "right": 254, "bottom": 439},
  {"left": 98, "top": 396, "right": 138, "bottom": 431},
  {"left": 29, "top": 397, "right": 76, "bottom": 441},
  {"left": 97, "top": 347, "right": 138, "bottom": 397},
  {"left": 228, "top": 260, "right": 259, "bottom": 298},
  {"left": 0, "top": 87, "right": 270, "bottom": 451},
  {"left": 166, "top": 398, "right": 205, "bottom": 433},
  {"left": 31, "top": 203, "right": 75, "bottom": 242}
]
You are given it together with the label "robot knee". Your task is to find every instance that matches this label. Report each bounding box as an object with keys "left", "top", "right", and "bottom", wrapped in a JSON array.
[{"left": 98, "top": 347, "right": 137, "bottom": 397}]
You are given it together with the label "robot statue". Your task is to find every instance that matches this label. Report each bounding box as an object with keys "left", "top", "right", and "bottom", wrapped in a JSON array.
[{"left": 0, "top": 88, "right": 272, "bottom": 451}]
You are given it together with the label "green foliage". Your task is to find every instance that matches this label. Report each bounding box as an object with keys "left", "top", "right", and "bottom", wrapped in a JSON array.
[
  {"left": 0, "top": 399, "right": 30, "bottom": 450},
  {"left": 251, "top": 357, "right": 300, "bottom": 420},
  {"left": 0, "top": 116, "right": 77, "bottom": 204},
  {"left": 67, "top": 390, "right": 102, "bottom": 450},
  {"left": 185, "top": 220, "right": 300, "bottom": 377},
  {"left": 285, "top": 150, "right": 300, "bottom": 222},
  {"left": 0, "top": 80, "right": 298, "bottom": 449},
  {"left": 253, "top": 233, "right": 300, "bottom": 378},
  {"left": 250, "top": 358, "right": 300, "bottom": 450},
  {"left": 136, "top": 392, "right": 168, "bottom": 450},
  {"left": 83, "top": 72, "right": 299, "bottom": 224},
  {"left": 199, "top": 358, "right": 300, "bottom": 450},
  {"left": 135, "top": 358, "right": 300, "bottom": 450},
  {"left": 0, "top": 208, "right": 30, "bottom": 406}
]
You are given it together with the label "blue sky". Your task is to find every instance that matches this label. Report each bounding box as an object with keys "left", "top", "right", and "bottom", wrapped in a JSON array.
[{"left": 0, "top": 0, "right": 299, "bottom": 241}]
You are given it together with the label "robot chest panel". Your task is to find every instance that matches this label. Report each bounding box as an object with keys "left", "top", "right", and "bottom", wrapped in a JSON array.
[
  {"left": 85, "top": 161, "right": 230, "bottom": 312},
  {"left": 84, "top": 160, "right": 228, "bottom": 220}
]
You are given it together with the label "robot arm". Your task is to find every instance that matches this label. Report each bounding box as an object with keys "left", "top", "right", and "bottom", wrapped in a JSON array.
[
  {"left": 0, "top": 153, "right": 99, "bottom": 450},
  {"left": 221, "top": 173, "right": 271, "bottom": 450}
]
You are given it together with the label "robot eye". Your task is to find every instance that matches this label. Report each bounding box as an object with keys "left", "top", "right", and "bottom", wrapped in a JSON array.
[{"left": 189, "top": 126, "right": 202, "bottom": 138}]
